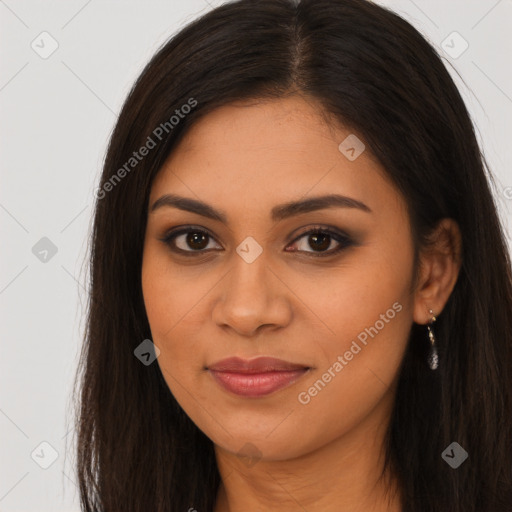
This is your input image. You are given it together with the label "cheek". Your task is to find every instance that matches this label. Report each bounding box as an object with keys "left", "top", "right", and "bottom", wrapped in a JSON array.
[
  {"left": 293, "top": 275, "right": 414, "bottom": 454},
  {"left": 141, "top": 243, "right": 164, "bottom": 315},
  {"left": 296, "top": 238, "right": 415, "bottom": 399},
  {"left": 141, "top": 245, "right": 212, "bottom": 382},
  {"left": 141, "top": 244, "right": 199, "bottom": 338},
  {"left": 141, "top": 247, "right": 183, "bottom": 365},
  {"left": 298, "top": 241, "right": 413, "bottom": 352}
]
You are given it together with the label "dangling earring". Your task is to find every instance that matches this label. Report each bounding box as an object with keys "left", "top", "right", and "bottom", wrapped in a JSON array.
[{"left": 427, "top": 309, "right": 438, "bottom": 370}]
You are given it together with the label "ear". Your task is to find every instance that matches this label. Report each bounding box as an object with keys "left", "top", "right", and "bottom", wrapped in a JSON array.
[{"left": 413, "top": 218, "right": 462, "bottom": 324}]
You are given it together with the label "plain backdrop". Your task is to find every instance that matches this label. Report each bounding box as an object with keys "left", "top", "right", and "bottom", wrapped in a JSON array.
[{"left": 1, "top": 0, "right": 511, "bottom": 510}]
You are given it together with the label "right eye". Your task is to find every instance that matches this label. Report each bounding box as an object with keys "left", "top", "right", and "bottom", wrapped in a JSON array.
[{"left": 160, "top": 227, "right": 223, "bottom": 254}]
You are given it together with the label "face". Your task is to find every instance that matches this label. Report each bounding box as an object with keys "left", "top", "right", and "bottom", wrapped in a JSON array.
[{"left": 141, "top": 94, "right": 417, "bottom": 462}]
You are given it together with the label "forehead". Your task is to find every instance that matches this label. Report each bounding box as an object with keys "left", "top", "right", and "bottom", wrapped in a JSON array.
[{"left": 149, "top": 95, "right": 404, "bottom": 220}]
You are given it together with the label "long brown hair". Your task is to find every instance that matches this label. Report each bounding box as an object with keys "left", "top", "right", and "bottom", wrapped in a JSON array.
[{"left": 73, "top": 0, "right": 512, "bottom": 510}]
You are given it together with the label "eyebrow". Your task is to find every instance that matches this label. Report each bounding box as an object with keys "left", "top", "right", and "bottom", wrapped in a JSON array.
[{"left": 150, "top": 193, "right": 372, "bottom": 223}]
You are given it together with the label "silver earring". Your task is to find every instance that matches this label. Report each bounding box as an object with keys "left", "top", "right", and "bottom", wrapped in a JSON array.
[{"left": 427, "top": 309, "right": 438, "bottom": 370}]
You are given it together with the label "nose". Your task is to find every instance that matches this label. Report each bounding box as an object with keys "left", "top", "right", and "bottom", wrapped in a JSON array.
[{"left": 211, "top": 251, "right": 293, "bottom": 338}]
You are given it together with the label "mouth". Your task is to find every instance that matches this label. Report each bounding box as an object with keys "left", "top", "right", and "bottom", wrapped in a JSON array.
[{"left": 207, "top": 356, "right": 311, "bottom": 398}]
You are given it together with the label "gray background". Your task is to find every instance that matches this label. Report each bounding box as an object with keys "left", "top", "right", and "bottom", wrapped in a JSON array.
[{"left": 1, "top": 0, "right": 511, "bottom": 510}]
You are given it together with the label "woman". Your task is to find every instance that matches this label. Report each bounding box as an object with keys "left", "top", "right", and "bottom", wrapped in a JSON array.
[{"left": 74, "top": 0, "right": 512, "bottom": 510}]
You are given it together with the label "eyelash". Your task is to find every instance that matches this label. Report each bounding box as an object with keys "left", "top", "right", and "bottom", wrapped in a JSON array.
[{"left": 159, "top": 225, "right": 354, "bottom": 258}]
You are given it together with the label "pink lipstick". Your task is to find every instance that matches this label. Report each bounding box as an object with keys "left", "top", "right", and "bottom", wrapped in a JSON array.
[{"left": 207, "top": 356, "right": 310, "bottom": 397}]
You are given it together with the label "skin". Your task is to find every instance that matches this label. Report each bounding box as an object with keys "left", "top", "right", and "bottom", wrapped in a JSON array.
[{"left": 141, "top": 94, "right": 462, "bottom": 512}]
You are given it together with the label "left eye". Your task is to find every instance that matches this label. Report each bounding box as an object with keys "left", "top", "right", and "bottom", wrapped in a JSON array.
[
  {"left": 160, "top": 226, "right": 353, "bottom": 257},
  {"left": 287, "top": 228, "right": 353, "bottom": 257}
]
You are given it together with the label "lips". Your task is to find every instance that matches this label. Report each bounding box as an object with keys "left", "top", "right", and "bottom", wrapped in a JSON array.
[
  {"left": 207, "top": 357, "right": 310, "bottom": 397},
  {"left": 208, "top": 356, "right": 308, "bottom": 373}
]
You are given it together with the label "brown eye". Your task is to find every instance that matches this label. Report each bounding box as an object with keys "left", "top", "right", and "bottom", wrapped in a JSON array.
[
  {"left": 286, "top": 227, "right": 354, "bottom": 257},
  {"left": 306, "top": 233, "right": 332, "bottom": 252},
  {"left": 184, "top": 231, "right": 209, "bottom": 250},
  {"left": 161, "top": 228, "right": 222, "bottom": 253}
]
